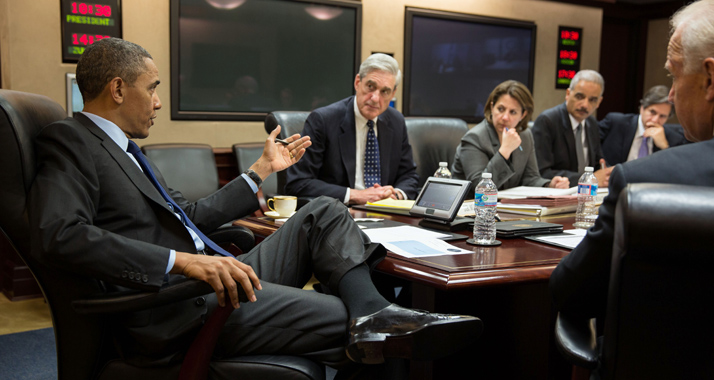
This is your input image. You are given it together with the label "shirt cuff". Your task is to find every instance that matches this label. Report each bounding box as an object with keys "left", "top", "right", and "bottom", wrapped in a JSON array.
[
  {"left": 395, "top": 188, "right": 407, "bottom": 201},
  {"left": 241, "top": 173, "right": 259, "bottom": 194},
  {"left": 166, "top": 249, "right": 176, "bottom": 274},
  {"left": 343, "top": 188, "right": 350, "bottom": 205}
]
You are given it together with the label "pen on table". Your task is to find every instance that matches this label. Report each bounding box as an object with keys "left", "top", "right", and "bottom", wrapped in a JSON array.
[
  {"left": 275, "top": 138, "right": 290, "bottom": 146},
  {"left": 505, "top": 127, "right": 523, "bottom": 151}
]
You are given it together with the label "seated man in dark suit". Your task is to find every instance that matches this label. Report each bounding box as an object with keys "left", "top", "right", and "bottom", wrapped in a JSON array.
[
  {"left": 285, "top": 54, "right": 419, "bottom": 205},
  {"left": 28, "top": 38, "right": 480, "bottom": 376},
  {"left": 550, "top": 0, "right": 714, "bottom": 321},
  {"left": 532, "top": 70, "right": 613, "bottom": 187},
  {"left": 599, "top": 85, "right": 689, "bottom": 165}
]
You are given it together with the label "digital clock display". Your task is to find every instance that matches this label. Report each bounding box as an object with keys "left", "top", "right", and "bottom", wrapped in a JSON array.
[
  {"left": 61, "top": 0, "right": 122, "bottom": 63},
  {"left": 555, "top": 26, "right": 582, "bottom": 89}
]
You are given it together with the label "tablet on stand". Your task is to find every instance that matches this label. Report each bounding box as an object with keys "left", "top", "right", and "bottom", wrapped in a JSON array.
[{"left": 409, "top": 177, "right": 473, "bottom": 232}]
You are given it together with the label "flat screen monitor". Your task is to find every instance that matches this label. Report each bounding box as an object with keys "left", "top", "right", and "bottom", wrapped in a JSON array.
[
  {"left": 170, "top": 0, "right": 361, "bottom": 121},
  {"left": 403, "top": 8, "right": 536, "bottom": 123},
  {"left": 65, "top": 73, "right": 84, "bottom": 117}
]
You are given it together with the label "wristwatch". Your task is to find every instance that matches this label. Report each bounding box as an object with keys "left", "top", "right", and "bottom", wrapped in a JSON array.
[{"left": 243, "top": 169, "right": 263, "bottom": 188}]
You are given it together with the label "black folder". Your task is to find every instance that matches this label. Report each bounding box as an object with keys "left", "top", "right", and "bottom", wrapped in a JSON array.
[{"left": 495, "top": 220, "right": 563, "bottom": 238}]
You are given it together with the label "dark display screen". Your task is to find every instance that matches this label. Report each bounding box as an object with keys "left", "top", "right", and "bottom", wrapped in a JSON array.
[
  {"left": 171, "top": 0, "right": 361, "bottom": 121},
  {"left": 404, "top": 8, "right": 536, "bottom": 123}
]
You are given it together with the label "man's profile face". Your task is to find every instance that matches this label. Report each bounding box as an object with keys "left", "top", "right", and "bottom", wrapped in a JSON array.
[
  {"left": 565, "top": 80, "right": 603, "bottom": 123},
  {"left": 354, "top": 70, "right": 396, "bottom": 120},
  {"left": 120, "top": 57, "right": 162, "bottom": 139},
  {"left": 640, "top": 103, "right": 672, "bottom": 128},
  {"left": 665, "top": 26, "right": 712, "bottom": 142}
]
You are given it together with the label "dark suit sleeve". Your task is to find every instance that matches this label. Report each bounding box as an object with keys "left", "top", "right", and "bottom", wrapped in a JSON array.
[
  {"left": 166, "top": 171, "right": 259, "bottom": 234},
  {"left": 285, "top": 111, "right": 350, "bottom": 199},
  {"left": 391, "top": 117, "right": 419, "bottom": 199},
  {"left": 599, "top": 113, "right": 615, "bottom": 143},
  {"left": 29, "top": 122, "right": 170, "bottom": 291},
  {"left": 532, "top": 112, "right": 581, "bottom": 184},
  {"left": 549, "top": 164, "right": 628, "bottom": 320}
]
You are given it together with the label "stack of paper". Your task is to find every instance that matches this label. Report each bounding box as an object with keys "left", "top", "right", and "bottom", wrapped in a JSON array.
[
  {"left": 363, "top": 199, "right": 415, "bottom": 215},
  {"left": 501, "top": 195, "right": 578, "bottom": 207}
]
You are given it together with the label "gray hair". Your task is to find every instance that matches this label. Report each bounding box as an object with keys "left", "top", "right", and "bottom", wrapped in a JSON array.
[
  {"left": 76, "top": 38, "right": 153, "bottom": 103},
  {"left": 358, "top": 53, "right": 402, "bottom": 89},
  {"left": 640, "top": 85, "right": 674, "bottom": 116},
  {"left": 569, "top": 69, "right": 605, "bottom": 96},
  {"left": 670, "top": 0, "right": 714, "bottom": 74}
]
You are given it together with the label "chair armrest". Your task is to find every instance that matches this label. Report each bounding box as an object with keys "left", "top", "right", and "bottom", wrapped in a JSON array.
[
  {"left": 208, "top": 224, "right": 255, "bottom": 255},
  {"left": 554, "top": 312, "right": 599, "bottom": 369},
  {"left": 71, "top": 277, "right": 248, "bottom": 315}
]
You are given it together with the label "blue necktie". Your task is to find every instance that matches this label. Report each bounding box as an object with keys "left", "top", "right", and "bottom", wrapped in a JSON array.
[
  {"left": 638, "top": 137, "right": 650, "bottom": 158},
  {"left": 364, "top": 120, "right": 381, "bottom": 187},
  {"left": 126, "top": 141, "right": 233, "bottom": 258}
]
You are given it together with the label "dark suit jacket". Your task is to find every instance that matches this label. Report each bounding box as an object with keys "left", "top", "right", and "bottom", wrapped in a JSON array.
[
  {"left": 29, "top": 113, "right": 259, "bottom": 365},
  {"left": 532, "top": 103, "right": 604, "bottom": 185},
  {"left": 285, "top": 97, "right": 419, "bottom": 200},
  {"left": 549, "top": 138, "right": 714, "bottom": 320},
  {"left": 599, "top": 112, "right": 690, "bottom": 165},
  {"left": 451, "top": 120, "right": 549, "bottom": 193}
]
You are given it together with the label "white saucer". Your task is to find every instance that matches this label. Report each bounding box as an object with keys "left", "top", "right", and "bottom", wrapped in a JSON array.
[{"left": 265, "top": 211, "right": 296, "bottom": 219}]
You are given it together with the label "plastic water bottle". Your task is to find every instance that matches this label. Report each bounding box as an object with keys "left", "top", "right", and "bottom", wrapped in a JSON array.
[
  {"left": 574, "top": 166, "right": 599, "bottom": 229},
  {"left": 433, "top": 162, "right": 452, "bottom": 178},
  {"left": 473, "top": 173, "right": 498, "bottom": 244}
]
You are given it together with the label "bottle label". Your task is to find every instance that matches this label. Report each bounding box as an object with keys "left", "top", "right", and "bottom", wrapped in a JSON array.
[
  {"left": 475, "top": 192, "right": 498, "bottom": 207},
  {"left": 577, "top": 184, "right": 598, "bottom": 196}
]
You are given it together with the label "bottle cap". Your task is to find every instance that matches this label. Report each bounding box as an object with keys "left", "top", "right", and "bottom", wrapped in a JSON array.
[
  {"left": 482, "top": 172, "right": 492, "bottom": 179},
  {"left": 584, "top": 166, "right": 594, "bottom": 172},
  {"left": 439, "top": 162, "right": 447, "bottom": 167}
]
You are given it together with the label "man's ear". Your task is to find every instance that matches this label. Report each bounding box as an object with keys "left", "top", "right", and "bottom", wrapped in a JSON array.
[
  {"left": 704, "top": 57, "right": 714, "bottom": 102},
  {"left": 108, "top": 77, "right": 125, "bottom": 104}
]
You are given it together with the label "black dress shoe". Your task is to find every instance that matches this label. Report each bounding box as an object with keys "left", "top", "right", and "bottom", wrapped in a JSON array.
[{"left": 346, "top": 304, "right": 483, "bottom": 364}]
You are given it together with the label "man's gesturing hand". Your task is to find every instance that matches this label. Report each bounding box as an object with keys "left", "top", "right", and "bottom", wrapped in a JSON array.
[{"left": 172, "top": 252, "right": 262, "bottom": 309}]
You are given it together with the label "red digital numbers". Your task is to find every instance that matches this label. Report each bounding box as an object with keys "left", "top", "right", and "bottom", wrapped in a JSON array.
[
  {"left": 71, "top": 2, "right": 112, "bottom": 17},
  {"left": 72, "top": 33, "right": 110, "bottom": 46},
  {"left": 561, "top": 30, "right": 580, "bottom": 41},
  {"left": 559, "top": 50, "right": 578, "bottom": 60},
  {"left": 558, "top": 70, "right": 576, "bottom": 79}
]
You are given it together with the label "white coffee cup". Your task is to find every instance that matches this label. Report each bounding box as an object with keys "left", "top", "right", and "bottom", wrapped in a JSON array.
[{"left": 267, "top": 195, "right": 297, "bottom": 216}]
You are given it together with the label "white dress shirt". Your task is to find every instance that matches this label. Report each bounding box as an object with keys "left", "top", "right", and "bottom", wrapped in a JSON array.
[{"left": 626, "top": 114, "right": 653, "bottom": 162}]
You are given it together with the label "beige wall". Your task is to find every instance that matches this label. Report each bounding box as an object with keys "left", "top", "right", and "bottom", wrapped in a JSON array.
[{"left": 1, "top": 0, "right": 604, "bottom": 147}]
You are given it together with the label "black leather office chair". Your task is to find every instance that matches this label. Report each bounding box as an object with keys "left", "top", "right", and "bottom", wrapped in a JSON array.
[
  {"left": 0, "top": 89, "right": 325, "bottom": 380},
  {"left": 404, "top": 117, "right": 469, "bottom": 188},
  {"left": 264, "top": 111, "right": 310, "bottom": 195},
  {"left": 232, "top": 142, "right": 278, "bottom": 215},
  {"left": 141, "top": 144, "right": 219, "bottom": 203},
  {"left": 555, "top": 183, "right": 714, "bottom": 379}
]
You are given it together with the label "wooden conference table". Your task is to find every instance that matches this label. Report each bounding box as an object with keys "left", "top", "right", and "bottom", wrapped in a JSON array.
[{"left": 234, "top": 209, "right": 576, "bottom": 380}]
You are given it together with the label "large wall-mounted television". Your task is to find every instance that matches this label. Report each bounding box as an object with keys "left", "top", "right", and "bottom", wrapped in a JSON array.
[
  {"left": 170, "top": 0, "right": 361, "bottom": 121},
  {"left": 403, "top": 8, "right": 536, "bottom": 123}
]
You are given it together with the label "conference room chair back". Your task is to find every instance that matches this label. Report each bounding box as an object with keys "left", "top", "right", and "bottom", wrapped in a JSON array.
[
  {"left": 0, "top": 89, "right": 325, "bottom": 380},
  {"left": 141, "top": 143, "right": 220, "bottom": 203},
  {"left": 232, "top": 142, "right": 278, "bottom": 215},
  {"left": 405, "top": 117, "right": 469, "bottom": 189},
  {"left": 264, "top": 111, "right": 310, "bottom": 195},
  {"left": 555, "top": 183, "right": 714, "bottom": 379}
]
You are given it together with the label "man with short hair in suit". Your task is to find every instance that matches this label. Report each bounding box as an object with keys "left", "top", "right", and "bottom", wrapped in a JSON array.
[
  {"left": 532, "top": 69, "right": 613, "bottom": 187},
  {"left": 285, "top": 54, "right": 419, "bottom": 205},
  {"left": 29, "top": 38, "right": 480, "bottom": 376},
  {"left": 551, "top": 0, "right": 714, "bottom": 322},
  {"left": 599, "top": 85, "right": 688, "bottom": 165}
]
